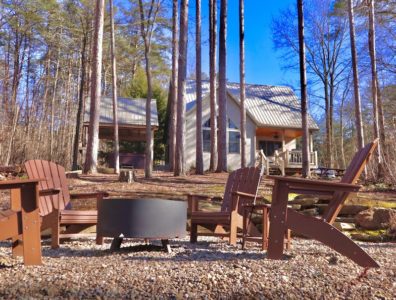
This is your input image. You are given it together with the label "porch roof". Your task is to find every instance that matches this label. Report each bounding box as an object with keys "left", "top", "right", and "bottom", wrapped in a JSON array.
[{"left": 84, "top": 97, "right": 159, "bottom": 127}]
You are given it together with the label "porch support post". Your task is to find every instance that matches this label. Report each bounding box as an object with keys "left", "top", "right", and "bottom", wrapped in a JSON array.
[
  {"left": 281, "top": 129, "right": 285, "bottom": 151},
  {"left": 309, "top": 131, "right": 313, "bottom": 152}
]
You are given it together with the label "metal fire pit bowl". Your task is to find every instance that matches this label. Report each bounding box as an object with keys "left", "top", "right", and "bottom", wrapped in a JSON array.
[{"left": 97, "top": 198, "right": 187, "bottom": 252}]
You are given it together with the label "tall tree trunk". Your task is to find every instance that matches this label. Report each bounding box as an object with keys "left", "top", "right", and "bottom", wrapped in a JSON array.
[
  {"left": 239, "top": 0, "right": 246, "bottom": 168},
  {"left": 168, "top": 0, "right": 178, "bottom": 172},
  {"left": 72, "top": 35, "right": 87, "bottom": 170},
  {"left": 175, "top": 0, "right": 189, "bottom": 176},
  {"left": 298, "top": 0, "right": 310, "bottom": 178},
  {"left": 109, "top": 0, "right": 120, "bottom": 174},
  {"left": 217, "top": 0, "right": 227, "bottom": 172},
  {"left": 209, "top": 0, "right": 217, "bottom": 172},
  {"left": 84, "top": 0, "right": 105, "bottom": 174},
  {"left": 348, "top": 0, "right": 365, "bottom": 151},
  {"left": 50, "top": 45, "right": 61, "bottom": 161},
  {"left": 368, "top": 0, "right": 384, "bottom": 176},
  {"left": 195, "top": 0, "right": 204, "bottom": 174},
  {"left": 138, "top": 0, "right": 156, "bottom": 179}
]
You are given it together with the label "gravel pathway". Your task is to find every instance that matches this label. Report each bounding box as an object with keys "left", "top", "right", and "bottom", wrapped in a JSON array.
[{"left": 0, "top": 237, "right": 395, "bottom": 299}]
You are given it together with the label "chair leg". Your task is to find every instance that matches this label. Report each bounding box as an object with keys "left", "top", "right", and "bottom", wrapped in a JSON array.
[
  {"left": 262, "top": 207, "right": 269, "bottom": 250},
  {"left": 51, "top": 223, "right": 60, "bottom": 249},
  {"left": 285, "top": 229, "right": 292, "bottom": 250},
  {"left": 96, "top": 235, "right": 104, "bottom": 245},
  {"left": 190, "top": 223, "right": 198, "bottom": 243},
  {"left": 229, "top": 212, "right": 238, "bottom": 246},
  {"left": 12, "top": 235, "right": 23, "bottom": 257}
]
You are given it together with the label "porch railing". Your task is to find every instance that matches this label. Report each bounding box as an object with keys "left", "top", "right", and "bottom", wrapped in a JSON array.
[{"left": 279, "top": 150, "right": 318, "bottom": 168}]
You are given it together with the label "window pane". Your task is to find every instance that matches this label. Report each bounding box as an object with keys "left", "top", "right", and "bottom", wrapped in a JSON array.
[
  {"left": 228, "top": 131, "right": 240, "bottom": 154},
  {"left": 228, "top": 118, "right": 239, "bottom": 129},
  {"left": 203, "top": 130, "right": 211, "bottom": 152}
]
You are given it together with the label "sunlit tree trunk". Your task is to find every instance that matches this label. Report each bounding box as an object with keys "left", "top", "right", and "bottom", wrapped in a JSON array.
[
  {"left": 239, "top": 0, "right": 246, "bottom": 168},
  {"left": 217, "top": 0, "right": 227, "bottom": 172},
  {"left": 209, "top": 0, "right": 217, "bottom": 172},
  {"left": 175, "top": 0, "right": 189, "bottom": 176},
  {"left": 84, "top": 0, "right": 105, "bottom": 174},
  {"left": 368, "top": 0, "right": 385, "bottom": 176},
  {"left": 348, "top": 0, "right": 365, "bottom": 151},
  {"left": 195, "top": 0, "right": 204, "bottom": 174},
  {"left": 109, "top": 0, "right": 120, "bottom": 174},
  {"left": 72, "top": 34, "right": 88, "bottom": 170},
  {"left": 298, "top": 0, "right": 310, "bottom": 178},
  {"left": 168, "top": 0, "right": 178, "bottom": 172}
]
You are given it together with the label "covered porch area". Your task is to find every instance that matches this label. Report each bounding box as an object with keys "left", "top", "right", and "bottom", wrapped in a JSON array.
[{"left": 255, "top": 127, "right": 318, "bottom": 175}]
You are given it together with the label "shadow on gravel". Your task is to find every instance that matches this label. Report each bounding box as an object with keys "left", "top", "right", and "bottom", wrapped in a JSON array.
[{"left": 37, "top": 239, "right": 298, "bottom": 262}]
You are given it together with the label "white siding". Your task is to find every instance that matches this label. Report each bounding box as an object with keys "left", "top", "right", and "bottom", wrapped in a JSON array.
[{"left": 185, "top": 94, "right": 256, "bottom": 171}]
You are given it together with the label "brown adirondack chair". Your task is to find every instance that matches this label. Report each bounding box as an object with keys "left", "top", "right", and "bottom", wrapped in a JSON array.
[
  {"left": 266, "top": 139, "right": 380, "bottom": 268},
  {"left": 24, "top": 160, "right": 109, "bottom": 248},
  {"left": 0, "top": 179, "right": 42, "bottom": 265},
  {"left": 188, "top": 166, "right": 264, "bottom": 245}
]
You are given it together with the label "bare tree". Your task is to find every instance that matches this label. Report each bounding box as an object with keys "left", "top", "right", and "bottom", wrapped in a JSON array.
[
  {"left": 109, "top": 0, "right": 119, "bottom": 174},
  {"left": 168, "top": 0, "right": 178, "bottom": 172},
  {"left": 84, "top": 0, "right": 105, "bottom": 174},
  {"left": 209, "top": 0, "right": 217, "bottom": 172},
  {"left": 174, "top": 0, "right": 189, "bottom": 176},
  {"left": 239, "top": 0, "right": 246, "bottom": 168},
  {"left": 348, "top": 0, "right": 364, "bottom": 150},
  {"left": 138, "top": 0, "right": 161, "bottom": 179},
  {"left": 195, "top": 0, "right": 204, "bottom": 174},
  {"left": 367, "top": 0, "right": 387, "bottom": 177},
  {"left": 297, "top": 0, "right": 310, "bottom": 178},
  {"left": 217, "top": 0, "right": 227, "bottom": 172}
]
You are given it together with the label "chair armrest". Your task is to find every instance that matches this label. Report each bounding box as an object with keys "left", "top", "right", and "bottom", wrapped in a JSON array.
[
  {"left": 39, "top": 188, "right": 60, "bottom": 197},
  {"left": 70, "top": 191, "right": 109, "bottom": 200},
  {"left": 267, "top": 176, "right": 361, "bottom": 193}
]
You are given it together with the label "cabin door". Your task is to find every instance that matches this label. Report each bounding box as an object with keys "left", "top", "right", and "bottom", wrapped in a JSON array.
[{"left": 258, "top": 140, "right": 282, "bottom": 157}]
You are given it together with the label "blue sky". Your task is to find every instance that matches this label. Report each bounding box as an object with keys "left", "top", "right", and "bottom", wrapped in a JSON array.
[{"left": 190, "top": 0, "right": 297, "bottom": 87}]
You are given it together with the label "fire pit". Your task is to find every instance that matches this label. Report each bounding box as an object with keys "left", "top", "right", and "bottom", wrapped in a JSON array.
[{"left": 97, "top": 198, "right": 187, "bottom": 252}]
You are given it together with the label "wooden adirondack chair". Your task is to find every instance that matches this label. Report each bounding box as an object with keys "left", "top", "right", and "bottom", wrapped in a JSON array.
[
  {"left": 24, "top": 160, "right": 109, "bottom": 248},
  {"left": 0, "top": 179, "right": 42, "bottom": 265},
  {"left": 266, "top": 139, "right": 380, "bottom": 268},
  {"left": 188, "top": 166, "right": 264, "bottom": 245}
]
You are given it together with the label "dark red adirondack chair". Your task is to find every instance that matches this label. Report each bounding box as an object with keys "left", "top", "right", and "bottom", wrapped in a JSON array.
[
  {"left": 188, "top": 166, "right": 264, "bottom": 245},
  {"left": 25, "top": 160, "right": 108, "bottom": 248},
  {"left": 266, "top": 139, "right": 380, "bottom": 268}
]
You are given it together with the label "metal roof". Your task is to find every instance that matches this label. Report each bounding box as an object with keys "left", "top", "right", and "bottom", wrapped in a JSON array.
[
  {"left": 185, "top": 80, "right": 319, "bottom": 130},
  {"left": 84, "top": 97, "right": 159, "bottom": 127}
]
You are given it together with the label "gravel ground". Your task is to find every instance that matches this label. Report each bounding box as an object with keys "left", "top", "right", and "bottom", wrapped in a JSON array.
[{"left": 0, "top": 237, "right": 395, "bottom": 299}]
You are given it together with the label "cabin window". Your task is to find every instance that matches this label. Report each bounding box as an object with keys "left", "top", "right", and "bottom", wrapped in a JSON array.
[
  {"left": 203, "top": 119, "right": 211, "bottom": 152},
  {"left": 258, "top": 140, "right": 282, "bottom": 156},
  {"left": 228, "top": 119, "right": 240, "bottom": 154},
  {"left": 202, "top": 118, "right": 240, "bottom": 154}
]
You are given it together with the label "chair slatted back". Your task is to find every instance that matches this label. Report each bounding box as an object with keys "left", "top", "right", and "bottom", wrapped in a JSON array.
[
  {"left": 323, "top": 139, "right": 378, "bottom": 223},
  {"left": 221, "top": 167, "right": 262, "bottom": 214},
  {"left": 25, "top": 160, "right": 71, "bottom": 216}
]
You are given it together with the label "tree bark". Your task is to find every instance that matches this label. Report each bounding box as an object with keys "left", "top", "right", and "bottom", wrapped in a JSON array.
[
  {"left": 209, "top": 0, "right": 217, "bottom": 172},
  {"left": 348, "top": 0, "right": 365, "bottom": 151},
  {"left": 138, "top": 0, "right": 160, "bottom": 179},
  {"left": 175, "top": 0, "right": 189, "bottom": 176},
  {"left": 168, "top": 0, "right": 178, "bottom": 172},
  {"left": 109, "top": 0, "right": 120, "bottom": 174},
  {"left": 72, "top": 34, "right": 87, "bottom": 171},
  {"left": 84, "top": 0, "right": 105, "bottom": 174},
  {"left": 195, "top": 0, "right": 204, "bottom": 174},
  {"left": 239, "top": 0, "right": 246, "bottom": 168},
  {"left": 298, "top": 0, "right": 310, "bottom": 178},
  {"left": 217, "top": 0, "right": 227, "bottom": 172},
  {"left": 368, "top": 0, "right": 385, "bottom": 175}
]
